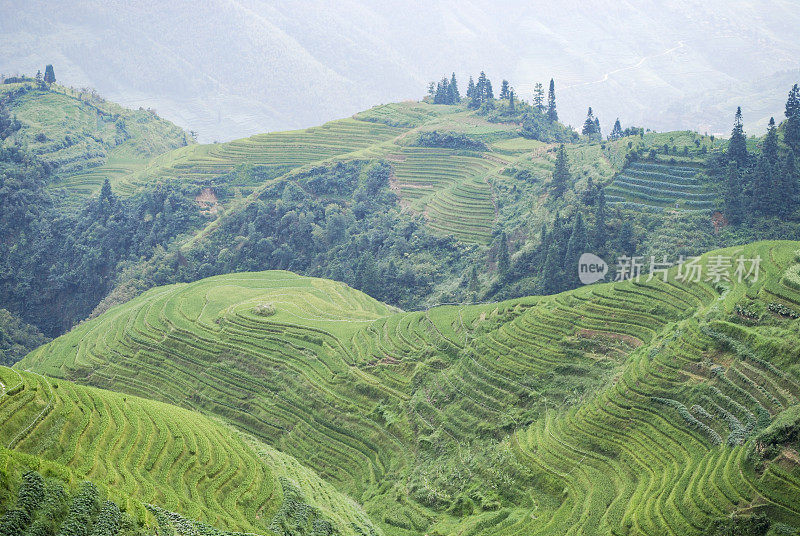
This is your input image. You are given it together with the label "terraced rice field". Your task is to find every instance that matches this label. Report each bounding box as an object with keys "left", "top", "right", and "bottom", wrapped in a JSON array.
[
  {"left": 0, "top": 366, "right": 280, "bottom": 532},
  {"left": 606, "top": 161, "right": 714, "bottom": 212},
  {"left": 57, "top": 118, "right": 406, "bottom": 197},
  {"left": 389, "top": 148, "right": 504, "bottom": 242},
  {"left": 18, "top": 241, "right": 800, "bottom": 535}
]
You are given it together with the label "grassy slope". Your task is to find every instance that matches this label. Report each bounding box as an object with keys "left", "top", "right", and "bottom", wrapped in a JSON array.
[
  {"left": 18, "top": 241, "right": 800, "bottom": 535},
  {"left": 0, "top": 364, "right": 378, "bottom": 535},
  {"left": 0, "top": 82, "right": 188, "bottom": 197}
]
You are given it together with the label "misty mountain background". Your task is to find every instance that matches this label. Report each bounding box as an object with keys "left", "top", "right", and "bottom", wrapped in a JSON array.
[{"left": 1, "top": 0, "right": 798, "bottom": 143}]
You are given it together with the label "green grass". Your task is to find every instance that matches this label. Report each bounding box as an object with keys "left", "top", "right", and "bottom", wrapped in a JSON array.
[
  {"left": 607, "top": 161, "right": 715, "bottom": 212},
  {"left": 0, "top": 361, "right": 378, "bottom": 535},
  {"left": 16, "top": 241, "right": 800, "bottom": 535},
  {"left": 0, "top": 83, "right": 188, "bottom": 198}
]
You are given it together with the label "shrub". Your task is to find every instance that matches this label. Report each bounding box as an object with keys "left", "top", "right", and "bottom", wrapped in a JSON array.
[
  {"left": 768, "top": 302, "right": 799, "bottom": 318},
  {"left": 253, "top": 303, "right": 276, "bottom": 316},
  {"left": 414, "top": 131, "right": 487, "bottom": 151},
  {"left": 652, "top": 397, "right": 722, "bottom": 445}
]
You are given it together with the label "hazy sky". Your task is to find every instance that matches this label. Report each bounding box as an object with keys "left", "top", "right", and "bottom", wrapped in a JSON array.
[{"left": 1, "top": 0, "right": 799, "bottom": 142}]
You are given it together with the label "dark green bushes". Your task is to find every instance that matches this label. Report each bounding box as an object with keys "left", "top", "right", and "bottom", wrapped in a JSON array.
[{"left": 414, "top": 131, "right": 486, "bottom": 151}]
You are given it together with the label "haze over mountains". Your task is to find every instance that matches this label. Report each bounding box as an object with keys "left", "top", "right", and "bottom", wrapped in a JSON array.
[{"left": 1, "top": 0, "right": 798, "bottom": 142}]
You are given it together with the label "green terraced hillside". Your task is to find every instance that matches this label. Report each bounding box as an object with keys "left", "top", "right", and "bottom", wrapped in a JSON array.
[
  {"left": 0, "top": 365, "right": 379, "bottom": 535},
  {"left": 19, "top": 241, "right": 800, "bottom": 535},
  {"left": 4, "top": 86, "right": 726, "bottom": 246},
  {"left": 606, "top": 161, "right": 714, "bottom": 212},
  {"left": 0, "top": 82, "right": 188, "bottom": 197}
]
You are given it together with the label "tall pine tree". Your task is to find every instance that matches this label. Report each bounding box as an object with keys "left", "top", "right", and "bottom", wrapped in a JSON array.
[
  {"left": 466, "top": 76, "right": 476, "bottom": 99},
  {"left": 484, "top": 78, "right": 494, "bottom": 101},
  {"left": 564, "top": 212, "right": 588, "bottom": 287},
  {"left": 780, "top": 151, "right": 799, "bottom": 218},
  {"left": 547, "top": 79, "right": 558, "bottom": 122},
  {"left": 500, "top": 80, "right": 510, "bottom": 99},
  {"left": 724, "top": 160, "right": 744, "bottom": 225},
  {"left": 533, "top": 82, "right": 544, "bottom": 111},
  {"left": 609, "top": 118, "right": 622, "bottom": 140},
  {"left": 434, "top": 77, "right": 450, "bottom": 104},
  {"left": 551, "top": 145, "right": 570, "bottom": 198},
  {"left": 594, "top": 186, "right": 607, "bottom": 249},
  {"left": 727, "top": 106, "right": 748, "bottom": 166},
  {"left": 582, "top": 107, "right": 596, "bottom": 135},
  {"left": 751, "top": 154, "right": 772, "bottom": 218},
  {"left": 785, "top": 84, "right": 800, "bottom": 152},
  {"left": 448, "top": 72, "right": 460, "bottom": 104}
]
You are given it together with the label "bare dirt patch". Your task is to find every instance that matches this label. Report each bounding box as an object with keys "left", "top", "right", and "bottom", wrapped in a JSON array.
[
  {"left": 195, "top": 187, "right": 220, "bottom": 215},
  {"left": 577, "top": 328, "right": 643, "bottom": 348}
]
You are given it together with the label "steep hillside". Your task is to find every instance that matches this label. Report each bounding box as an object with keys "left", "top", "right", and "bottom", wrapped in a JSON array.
[
  {"left": 0, "top": 459, "right": 146, "bottom": 536},
  {"left": 0, "top": 81, "right": 188, "bottom": 197},
  {"left": 0, "top": 366, "right": 378, "bottom": 535},
  {"left": 19, "top": 241, "right": 800, "bottom": 535}
]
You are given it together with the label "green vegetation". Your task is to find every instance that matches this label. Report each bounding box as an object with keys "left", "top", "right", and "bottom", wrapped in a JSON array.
[
  {"left": 15, "top": 241, "right": 800, "bottom": 535},
  {"left": 0, "top": 81, "right": 188, "bottom": 194},
  {"left": 0, "top": 310, "right": 48, "bottom": 366},
  {"left": 0, "top": 365, "right": 377, "bottom": 535}
]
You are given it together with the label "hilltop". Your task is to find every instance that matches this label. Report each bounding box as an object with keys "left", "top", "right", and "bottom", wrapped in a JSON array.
[
  {"left": 0, "top": 81, "right": 188, "bottom": 194},
  {"left": 17, "top": 240, "right": 800, "bottom": 535},
  {"left": 2, "top": 78, "right": 799, "bottom": 349}
]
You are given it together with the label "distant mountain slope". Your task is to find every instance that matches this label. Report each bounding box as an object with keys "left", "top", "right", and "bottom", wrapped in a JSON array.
[
  {"left": 0, "top": 81, "right": 188, "bottom": 195},
  {"left": 19, "top": 241, "right": 800, "bottom": 535},
  {"left": 1, "top": 1, "right": 797, "bottom": 142}
]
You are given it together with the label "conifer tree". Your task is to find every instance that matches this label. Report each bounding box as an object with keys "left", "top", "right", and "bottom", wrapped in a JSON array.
[
  {"left": 751, "top": 155, "right": 772, "bottom": 218},
  {"left": 468, "top": 265, "right": 480, "bottom": 294},
  {"left": 609, "top": 118, "right": 622, "bottom": 140},
  {"left": 551, "top": 145, "right": 570, "bottom": 198},
  {"left": 427, "top": 82, "right": 436, "bottom": 99},
  {"left": 509, "top": 90, "right": 516, "bottom": 113},
  {"left": 780, "top": 151, "right": 799, "bottom": 218},
  {"left": 43, "top": 64, "right": 55, "bottom": 84},
  {"left": 564, "top": 212, "right": 587, "bottom": 286},
  {"left": 753, "top": 117, "right": 781, "bottom": 216},
  {"left": 727, "top": 106, "right": 748, "bottom": 165},
  {"left": 594, "top": 186, "right": 607, "bottom": 248},
  {"left": 484, "top": 78, "right": 494, "bottom": 101},
  {"left": 542, "top": 241, "right": 562, "bottom": 294},
  {"left": 594, "top": 117, "right": 601, "bottom": 138},
  {"left": 533, "top": 82, "right": 544, "bottom": 111},
  {"left": 724, "top": 161, "right": 744, "bottom": 225},
  {"left": 448, "top": 72, "right": 460, "bottom": 104},
  {"left": 582, "top": 107, "right": 595, "bottom": 136},
  {"left": 617, "top": 220, "right": 634, "bottom": 257},
  {"left": 547, "top": 79, "right": 558, "bottom": 121},
  {"left": 500, "top": 80, "right": 509, "bottom": 99},
  {"left": 785, "top": 84, "right": 800, "bottom": 152},
  {"left": 477, "top": 72, "right": 487, "bottom": 100},
  {"left": 466, "top": 76, "right": 476, "bottom": 99},
  {"left": 497, "top": 231, "right": 510, "bottom": 278},
  {"left": 763, "top": 117, "right": 779, "bottom": 162},
  {"left": 434, "top": 77, "right": 449, "bottom": 104}
]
